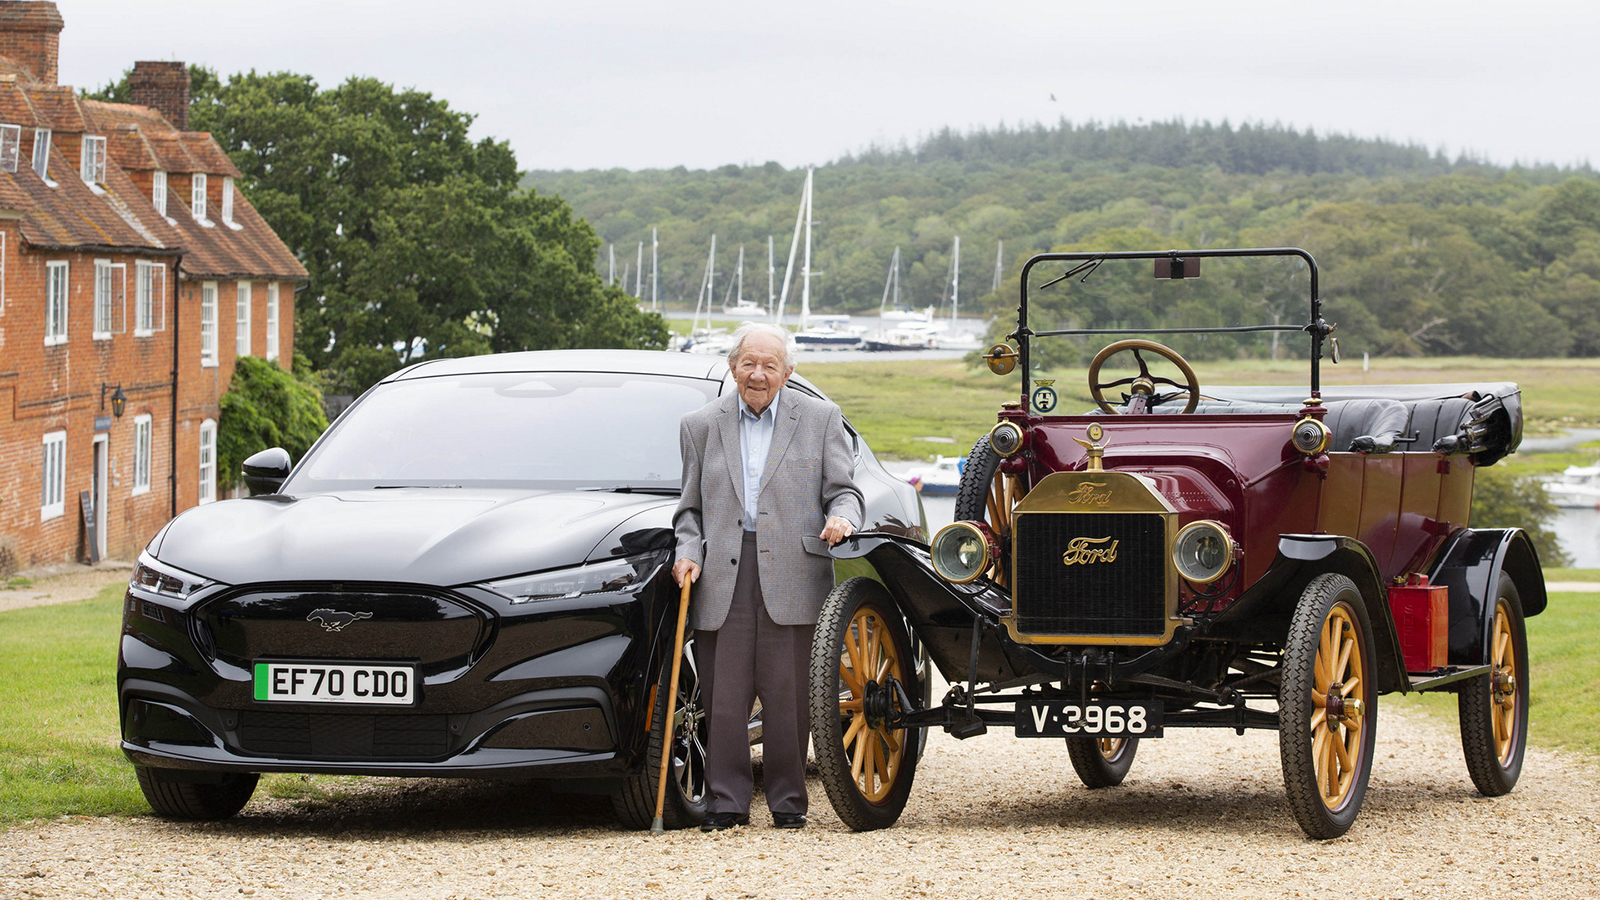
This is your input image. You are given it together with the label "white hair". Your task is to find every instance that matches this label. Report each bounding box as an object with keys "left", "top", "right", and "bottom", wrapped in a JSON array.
[{"left": 727, "top": 322, "right": 797, "bottom": 373}]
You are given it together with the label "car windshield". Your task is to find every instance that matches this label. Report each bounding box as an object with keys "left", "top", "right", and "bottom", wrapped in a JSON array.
[
  {"left": 286, "top": 371, "right": 720, "bottom": 491},
  {"left": 1015, "top": 250, "right": 1321, "bottom": 414}
]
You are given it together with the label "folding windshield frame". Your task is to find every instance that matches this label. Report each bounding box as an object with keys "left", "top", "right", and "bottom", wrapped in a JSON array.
[{"left": 1012, "top": 247, "right": 1329, "bottom": 409}]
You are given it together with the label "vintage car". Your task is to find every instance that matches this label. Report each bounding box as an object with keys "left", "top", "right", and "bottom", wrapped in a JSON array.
[
  {"left": 118, "top": 349, "right": 924, "bottom": 828},
  {"left": 815, "top": 247, "right": 1544, "bottom": 839}
]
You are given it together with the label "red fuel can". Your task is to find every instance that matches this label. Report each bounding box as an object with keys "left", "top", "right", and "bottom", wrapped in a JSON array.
[{"left": 1388, "top": 574, "right": 1449, "bottom": 673}]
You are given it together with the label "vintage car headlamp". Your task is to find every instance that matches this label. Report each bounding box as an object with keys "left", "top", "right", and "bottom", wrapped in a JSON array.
[
  {"left": 130, "top": 553, "right": 213, "bottom": 602},
  {"left": 1172, "top": 520, "right": 1235, "bottom": 584},
  {"left": 1291, "top": 416, "right": 1331, "bottom": 455},
  {"left": 989, "top": 421, "right": 1025, "bottom": 458},
  {"left": 930, "top": 521, "right": 999, "bottom": 584},
  {"left": 488, "top": 554, "right": 657, "bottom": 604}
]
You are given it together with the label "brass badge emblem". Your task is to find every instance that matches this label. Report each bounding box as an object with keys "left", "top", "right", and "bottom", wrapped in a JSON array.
[
  {"left": 1031, "top": 380, "right": 1058, "bottom": 413},
  {"left": 1065, "top": 481, "right": 1113, "bottom": 506},
  {"left": 1062, "top": 536, "right": 1119, "bottom": 566}
]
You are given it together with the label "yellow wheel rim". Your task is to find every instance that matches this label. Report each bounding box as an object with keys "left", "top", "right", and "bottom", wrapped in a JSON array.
[
  {"left": 837, "top": 605, "right": 905, "bottom": 804},
  {"left": 1099, "top": 737, "right": 1126, "bottom": 759},
  {"left": 982, "top": 471, "right": 1024, "bottom": 589},
  {"left": 1490, "top": 599, "right": 1519, "bottom": 765},
  {"left": 1309, "top": 602, "right": 1366, "bottom": 810}
]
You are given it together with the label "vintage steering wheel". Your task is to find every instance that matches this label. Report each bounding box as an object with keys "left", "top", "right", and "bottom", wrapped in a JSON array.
[{"left": 1086, "top": 340, "right": 1201, "bottom": 414}]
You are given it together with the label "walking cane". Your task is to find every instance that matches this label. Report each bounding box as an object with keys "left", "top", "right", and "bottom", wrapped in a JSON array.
[{"left": 651, "top": 572, "right": 694, "bottom": 834}]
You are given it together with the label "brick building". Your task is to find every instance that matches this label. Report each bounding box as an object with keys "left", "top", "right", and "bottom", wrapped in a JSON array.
[{"left": 0, "top": 2, "right": 307, "bottom": 571}]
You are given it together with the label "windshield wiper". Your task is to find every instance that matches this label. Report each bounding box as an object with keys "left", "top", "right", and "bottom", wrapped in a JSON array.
[
  {"left": 581, "top": 485, "right": 681, "bottom": 495},
  {"left": 1037, "top": 258, "right": 1102, "bottom": 291}
]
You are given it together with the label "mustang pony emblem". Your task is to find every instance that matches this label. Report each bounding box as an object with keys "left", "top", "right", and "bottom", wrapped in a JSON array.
[
  {"left": 307, "top": 608, "right": 374, "bottom": 632},
  {"left": 1065, "top": 482, "right": 1113, "bottom": 506},
  {"left": 1061, "top": 536, "right": 1120, "bottom": 566}
]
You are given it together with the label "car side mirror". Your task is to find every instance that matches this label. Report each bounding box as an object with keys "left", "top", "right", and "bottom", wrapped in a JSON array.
[{"left": 242, "top": 447, "right": 292, "bottom": 497}]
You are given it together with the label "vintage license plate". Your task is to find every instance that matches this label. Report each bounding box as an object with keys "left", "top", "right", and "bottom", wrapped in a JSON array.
[
  {"left": 1016, "top": 699, "right": 1163, "bottom": 738},
  {"left": 253, "top": 661, "right": 416, "bottom": 706}
]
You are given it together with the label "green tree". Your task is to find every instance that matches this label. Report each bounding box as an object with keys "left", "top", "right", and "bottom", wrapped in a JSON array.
[
  {"left": 1470, "top": 465, "right": 1571, "bottom": 567},
  {"left": 91, "top": 67, "right": 666, "bottom": 393},
  {"left": 217, "top": 355, "right": 329, "bottom": 493}
]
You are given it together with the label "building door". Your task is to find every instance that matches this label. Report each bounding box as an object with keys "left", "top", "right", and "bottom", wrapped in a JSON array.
[{"left": 92, "top": 434, "right": 108, "bottom": 562}]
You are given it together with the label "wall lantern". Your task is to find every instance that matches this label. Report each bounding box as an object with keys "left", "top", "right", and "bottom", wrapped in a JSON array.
[{"left": 101, "top": 383, "right": 127, "bottom": 418}]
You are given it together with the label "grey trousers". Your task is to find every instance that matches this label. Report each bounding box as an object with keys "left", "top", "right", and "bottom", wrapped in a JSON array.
[{"left": 696, "top": 530, "right": 814, "bottom": 817}]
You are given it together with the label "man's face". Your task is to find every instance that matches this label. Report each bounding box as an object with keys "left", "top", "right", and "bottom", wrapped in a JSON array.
[{"left": 732, "top": 333, "right": 792, "bottom": 415}]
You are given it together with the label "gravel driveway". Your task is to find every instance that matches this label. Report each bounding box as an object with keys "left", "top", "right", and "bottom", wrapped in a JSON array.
[{"left": 4, "top": 703, "right": 1596, "bottom": 900}]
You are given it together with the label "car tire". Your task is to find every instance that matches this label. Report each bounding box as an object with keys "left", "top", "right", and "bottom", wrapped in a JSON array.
[
  {"left": 134, "top": 767, "right": 258, "bottom": 820},
  {"left": 1066, "top": 736, "right": 1139, "bottom": 788},
  {"left": 810, "top": 577, "right": 921, "bottom": 831},
  {"left": 1278, "top": 573, "right": 1377, "bottom": 840},
  {"left": 613, "top": 636, "right": 709, "bottom": 830},
  {"left": 1458, "top": 574, "right": 1529, "bottom": 797}
]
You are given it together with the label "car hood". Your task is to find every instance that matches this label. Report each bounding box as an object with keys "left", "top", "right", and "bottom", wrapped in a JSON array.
[{"left": 151, "top": 489, "right": 677, "bottom": 587}]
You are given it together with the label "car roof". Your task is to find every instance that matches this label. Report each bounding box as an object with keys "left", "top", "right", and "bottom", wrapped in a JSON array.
[{"left": 385, "top": 349, "right": 732, "bottom": 383}]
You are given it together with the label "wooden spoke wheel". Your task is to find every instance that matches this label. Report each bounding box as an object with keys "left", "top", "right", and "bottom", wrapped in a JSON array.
[
  {"left": 1279, "top": 574, "right": 1377, "bottom": 840},
  {"left": 1066, "top": 734, "right": 1140, "bottom": 789},
  {"left": 810, "top": 577, "right": 921, "bottom": 831},
  {"left": 1459, "top": 575, "right": 1529, "bottom": 796},
  {"left": 613, "top": 636, "right": 709, "bottom": 829},
  {"left": 952, "top": 434, "right": 1027, "bottom": 589}
]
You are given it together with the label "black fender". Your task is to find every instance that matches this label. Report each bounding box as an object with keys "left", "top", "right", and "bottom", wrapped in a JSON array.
[
  {"left": 1425, "top": 527, "right": 1547, "bottom": 668},
  {"left": 1209, "top": 534, "right": 1409, "bottom": 694},
  {"left": 830, "top": 533, "right": 1032, "bottom": 684}
]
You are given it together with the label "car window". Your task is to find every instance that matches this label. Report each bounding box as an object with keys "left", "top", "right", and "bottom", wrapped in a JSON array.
[{"left": 287, "top": 372, "right": 720, "bottom": 491}]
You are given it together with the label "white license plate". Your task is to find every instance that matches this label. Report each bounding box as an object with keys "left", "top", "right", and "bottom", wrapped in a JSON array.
[
  {"left": 253, "top": 662, "right": 416, "bottom": 706},
  {"left": 1016, "top": 700, "right": 1162, "bottom": 737}
]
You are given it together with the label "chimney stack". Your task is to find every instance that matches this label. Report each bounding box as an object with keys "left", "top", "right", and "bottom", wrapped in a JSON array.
[
  {"left": 0, "top": 2, "right": 64, "bottom": 85},
  {"left": 130, "top": 61, "right": 190, "bottom": 131}
]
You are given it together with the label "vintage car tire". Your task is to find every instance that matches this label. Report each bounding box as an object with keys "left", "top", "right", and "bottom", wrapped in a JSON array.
[
  {"left": 613, "top": 636, "right": 710, "bottom": 830},
  {"left": 1066, "top": 736, "right": 1139, "bottom": 788},
  {"left": 1458, "top": 575, "right": 1529, "bottom": 797},
  {"left": 1278, "top": 573, "right": 1378, "bottom": 840},
  {"left": 134, "top": 767, "right": 258, "bottom": 820},
  {"left": 810, "top": 577, "right": 921, "bottom": 832}
]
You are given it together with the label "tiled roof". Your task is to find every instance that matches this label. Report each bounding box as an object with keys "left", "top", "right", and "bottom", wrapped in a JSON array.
[{"left": 0, "top": 69, "right": 307, "bottom": 280}]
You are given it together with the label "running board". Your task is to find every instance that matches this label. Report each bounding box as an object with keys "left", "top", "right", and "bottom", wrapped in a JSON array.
[{"left": 1407, "top": 664, "right": 1491, "bottom": 692}]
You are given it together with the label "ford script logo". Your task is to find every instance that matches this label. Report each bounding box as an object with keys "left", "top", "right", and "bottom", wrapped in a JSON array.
[
  {"left": 307, "top": 608, "right": 373, "bottom": 632},
  {"left": 1065, "top": 482, "right": 1113, "bottom": 506},
  {"left": 1062, "top": 536, "right": 1120, "bottom": 566}
]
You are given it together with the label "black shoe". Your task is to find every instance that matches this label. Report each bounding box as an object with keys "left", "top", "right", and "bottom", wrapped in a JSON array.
[
  {"left": 700, "top": 812, "right": 749, "bottom": 832},
  {"left": 771, "top": 813, "right": 807, "bottom": 829}
]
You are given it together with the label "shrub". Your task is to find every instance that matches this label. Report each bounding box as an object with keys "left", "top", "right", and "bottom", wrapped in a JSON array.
[
  {"left": 218, "top": 354, "right": 329, "bottom": 493},
  {"left": 1471, "top": 465, "right": 1572, "bottom": 567}
]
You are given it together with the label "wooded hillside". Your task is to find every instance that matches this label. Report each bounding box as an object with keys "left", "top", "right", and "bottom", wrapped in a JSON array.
[{"left": 528, "top": 120, "right": 1600, "bottom": 359}]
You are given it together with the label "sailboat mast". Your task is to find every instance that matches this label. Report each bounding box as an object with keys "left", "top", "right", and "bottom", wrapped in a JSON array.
[
  {"left": 800, "top": 168, "right": 814, "bottom": 330},
  {"left": 774, "top": 173, "right": 808, "bottom": 324},
  {"left": 607, "top": 244, "right": 615, "bottom": 286},
  {"left": 767, "top": 235, "right": 775, "bottom": 314},
  {"left": 635, "top": 242, "right": 643, "bottom": 298},
  {"left": 993, "top": 239, "right": 1004, "bottom": 292},
  {"left": 708, "top": 233, "right": 716, "bottom": 313},
  {"left": 651, "top": 227, "right": 659, "bottom": 312},
  {"left": 952, "top": 236, "right": 960, "bottom": 324},
  {"left": 736, "top": 245, "right": 745, "bottom": 305}
]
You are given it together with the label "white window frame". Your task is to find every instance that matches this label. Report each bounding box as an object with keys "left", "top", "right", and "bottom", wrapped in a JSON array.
[
  {"left": 191, "top": 172, "right": 207, "bottom": 220},
  {"left": 221, "top": 176, "right": 235, "bottom": 224},
  {"left": 31, "top": 127, "right": 49, "bottom": 180},
  {"left": 135, "top": 261, "right": 155, "bottom": 336},
  {"left": 93, "top": 259, "right": 114, "bottom": 340},
  {"left": 132, "top": 414, "right": 152, "bottom": 496},
  {"left": 80, "top": 135, "right": 107, "bottom": 186},
  {"left": 44, "top": 260, "right": 68, "bottom": 345},
  {"left": 0, "top": 123, "right": 19, "bottom": 173},
  {"left": 152, "top": 171, "right": 167, "bottom": 216},
  {"left": 236, "top": 281, "right": 252, "bottom": 356},
  {"left": 41, "top": 430, "right": 66, "bottom": 520},
  {"left": 265, "top": 283, "right": 280, "bottom": 361},
  {"left": 200, "top": 281, "right": 218, "bottom": 366},
  {"left": 198, "top": 419, "right": 216, "bottom": 505}
]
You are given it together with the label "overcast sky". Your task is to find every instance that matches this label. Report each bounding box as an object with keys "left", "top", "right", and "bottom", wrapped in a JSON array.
[{"left": 55, "top": 0, "right": 1598, "bottom": 173}]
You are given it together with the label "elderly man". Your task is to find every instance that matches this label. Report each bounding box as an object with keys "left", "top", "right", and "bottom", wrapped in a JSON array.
[{"left": 671, "top": 323, "right": 863, "bottom": 831}]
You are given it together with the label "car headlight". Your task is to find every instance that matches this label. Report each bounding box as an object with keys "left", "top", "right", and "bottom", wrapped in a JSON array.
[
  {"left": 1173, "top": 520, "right": 1235, "bottom": 584},
  {"left": 130, "top": 553, "right": 213, "bottom": 602},
  {"left": 488, "top": 554, "right": 659, "bottom": 604},
  {"left": 930, "top": 521, "right": 999, "bottom": 584}
]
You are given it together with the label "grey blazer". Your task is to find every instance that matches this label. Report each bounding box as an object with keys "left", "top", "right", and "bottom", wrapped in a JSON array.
[{"left": 674, "top": 388, "right": 864, "bottom": 630}]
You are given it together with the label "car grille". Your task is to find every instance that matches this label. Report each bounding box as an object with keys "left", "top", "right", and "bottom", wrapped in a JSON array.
[
  {"left": 1013, "top": 512, "right": 1167, "bottom": 638},
  {"left": 237, "top": 711, "right": 449, "bottom": 759}
]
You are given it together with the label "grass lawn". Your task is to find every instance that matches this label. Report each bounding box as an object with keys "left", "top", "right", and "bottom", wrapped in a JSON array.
[
  {"left": 801, "top": 355, "right": 1600, "bottom": 463},
  {"left": 0, "top": 588, "right": 368, "bottom": 826},
  {"left": 1391, "top": 590, "right": 1600, "bottom": 760}
]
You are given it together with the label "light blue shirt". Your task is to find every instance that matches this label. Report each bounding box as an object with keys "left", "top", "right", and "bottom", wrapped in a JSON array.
[{"left": 737, "top": 390, "right": 779, "bottom": 531}]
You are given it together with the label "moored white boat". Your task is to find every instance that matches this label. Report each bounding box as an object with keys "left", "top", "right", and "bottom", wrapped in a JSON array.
[
  {"left": 903, "top": 455, "right": 964, "bottom": 495},
  {"left": 1545, "top": 463, "right": 1600, "bottom": 508}
]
